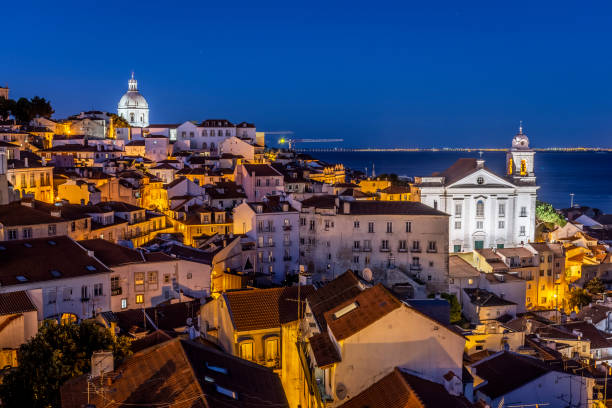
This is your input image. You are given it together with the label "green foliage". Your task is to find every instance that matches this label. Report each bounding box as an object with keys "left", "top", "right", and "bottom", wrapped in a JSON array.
[
  {"left": 0, "top": 96, "right": 54, "bottom": 123},
  {"left": 585, "top": 277, "right": 606, "bottom": 294},
  {"left": 110, "top": 113, "right": 130, "bottom": 128},
  {"left": 536, "top": 200, "right": 566, "bottom": 227},
  {"left": 568, "top": 288, "right": 592, "bottom": 311},
  {"left": 0, "top": 320, "right": 131, "bottom": 408},
  {"left": 428, "top": 292, "right": 462, "bottom": 324}
]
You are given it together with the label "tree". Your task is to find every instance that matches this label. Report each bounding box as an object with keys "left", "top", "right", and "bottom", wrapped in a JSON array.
[
  {"left": 0, "top": 320, "right": 131, "bottom": 408},
  {"left": 428, "top": 292, "right": 462, "bottom": 324},
  {"left": 110, "top": 113, "right": 130, "bottom": 128},
  {"left": 568, "top": 288, "right": 592, "bottom": 311},
  {"left": 536, "top": 200, "right": 566, "bottom": 227},
  {"left": 585, "top": 277, "right": 606, "bottom": 294},
  {"left": 0, "top": 96, "right": 54, "bottom": 123}
]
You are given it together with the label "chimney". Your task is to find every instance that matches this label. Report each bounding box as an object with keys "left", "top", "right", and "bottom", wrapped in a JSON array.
[
  {"left": 20, "top": 200, "right": 34, "bottom": 208},
  {"left": 586, "top": 317, "right": 593, "bottom": 324},
  {"left": 91, "top": 351, "right": 114, "bottom": 378},
  {"left": 50, "top": 208, "right": 61, "bottom": 218},
  {"left": 572, "top": 329, "right": 583, "bottom": 340}
]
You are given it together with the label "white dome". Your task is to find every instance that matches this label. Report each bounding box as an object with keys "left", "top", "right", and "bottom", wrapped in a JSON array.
[
  {"left": 118, "top": 91, "right": 148, "bottom": 109},
  {"left": 117, "top": 74, "right": 149, "bottom": 128}
]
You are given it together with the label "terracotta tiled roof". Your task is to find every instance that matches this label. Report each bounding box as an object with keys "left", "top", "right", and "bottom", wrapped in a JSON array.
[
  {"left": 0, "top": 291, "right": 37, "bottom": 315},
  {"left": 307, "top": 271, "right": 363, "bottom": 330},
  {"left": 472, "top": 351, "right": 550, "bottom": 399},
  {"left": 243, "top": 163, "right": 283, "bottom": 177},
  {"left": 338, "top": 367, "right": 472, "bottom": 408},
  {"left": 339, "top": 201, "right": 448, "bottom": 216},
  {"left": 0, "top": 202, "right": 64, "bottom": 226},
  {"left": 463, "top": 288, "right": 516, "bottom": 307},
  {"left": 61, "top": 338, "right": 288, "bottom": 408},
  {"left": 0, "top": 237, "right": 109, "bottom": 286},
  {"left": 223, "top": 286, "right": 315, "bottom": 332},
  {"left": 449, "top": 255, "right": 480, "bottom": 278},
  {"left": 308, "top": 332, "right": 341, "bottom": 367},
  {"left": 432, "top": 158, "right": 498, "bottom": 186},
  {"left": 325, "top": 284, "right": 401, "bottom": 341},
  {"left": 79, "top": 239, "right": 145, "bottom": 266}
]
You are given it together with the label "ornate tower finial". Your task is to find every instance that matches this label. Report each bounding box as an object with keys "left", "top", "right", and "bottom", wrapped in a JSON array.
[
  {"left": 131, "top": 70, "right": 134, "bottom": 80},
  {"left": 519, "top": 120, "right": 523, "bottom": 134}
]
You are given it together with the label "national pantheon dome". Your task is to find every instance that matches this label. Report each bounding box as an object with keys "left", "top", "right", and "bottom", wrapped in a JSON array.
[{"left": 117, "top": 73, "right": 149, "bottom": 128}]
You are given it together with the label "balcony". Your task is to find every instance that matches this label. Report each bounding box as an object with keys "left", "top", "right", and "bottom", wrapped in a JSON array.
[
  {"left": 380, "top": 247, "right": 390, "bottom": 252},
  {"left": 362, "top": 247, "right": 372, "bottom": 252},
  {"left": 352, "top": 247, "right": 361, "bottom": 252},
  {"left": 427, "top": 249, "right": 437, "bottom": 253},
  {"left": 283, "top": 240, "right": 292, "bottom": 247},
  {"left": 257, "top": 227, "right": 276, "bottom": 233},
  {"left": 111, "top": 287, "right": 122, "bottom": 296},
  {"left": 412, "top": 248, "right": 421, "bottom": 253},
  {"left": 267, "top": 242, "right": 275, "bottom": 248},
  {"left": 80, "top": 297, "right": 90, "bottom": 302},
  {"left": 398, "top": 248, "right": 408, "bottom": 253}
]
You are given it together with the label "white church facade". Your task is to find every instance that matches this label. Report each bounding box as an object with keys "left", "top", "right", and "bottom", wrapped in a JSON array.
[
  {"left": 417, "top": 126, "right": 539, "bottom": 252},
  {"left": 117, "top": 73, "right": 149, "bottom": 128}
]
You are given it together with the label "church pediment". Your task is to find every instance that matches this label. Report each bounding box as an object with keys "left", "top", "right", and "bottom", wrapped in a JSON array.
[{"left": 447, "top": 168, "right": 515, "bottom": 189}]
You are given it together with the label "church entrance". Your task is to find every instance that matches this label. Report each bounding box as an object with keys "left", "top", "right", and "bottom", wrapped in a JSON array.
[{"left": 474, "top": 240, "right": 484, "bottom": 250}]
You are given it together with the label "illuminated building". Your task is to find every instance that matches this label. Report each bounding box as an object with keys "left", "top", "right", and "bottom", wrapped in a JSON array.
[
  {"left": 117, "top": 73, "right": 149, "bottom": 128},
  {"left": 6, "top": 155, "right": 53, "bottom": 203}
]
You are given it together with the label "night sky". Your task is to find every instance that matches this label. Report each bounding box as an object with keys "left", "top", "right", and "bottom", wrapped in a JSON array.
[{"left": 4, "top": 0, "right": 612, "bottom": 148}]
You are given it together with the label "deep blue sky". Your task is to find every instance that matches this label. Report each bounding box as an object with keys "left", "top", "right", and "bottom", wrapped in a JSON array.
[{"left": 3, "top": 0, "right": 612, "bottom": 148}]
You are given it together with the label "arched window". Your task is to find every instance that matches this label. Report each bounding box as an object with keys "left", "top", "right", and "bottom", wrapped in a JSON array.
[
  {"left": 130, "top": 113, "right": 134, "bottom": 122},
  {"left": 140, "top": 115, "right": 143, "bottom": 123},
  {"left": 520, "top": 160, "right": 527, "bottom": 175},
  {"left": 202, "top": 130, "right": 206, "bottom": 137},
  {"left": 226, "top": 130, "right": 230, "bottom": 136},
  {"left": 202, "top": 142, "right": 207, "bottom": 149},
  {"left": 508, "top": 158, "right": 513, "bottom": 175},
  {"left": 476, "top": 200, "right": 485, "bottom": 217}
]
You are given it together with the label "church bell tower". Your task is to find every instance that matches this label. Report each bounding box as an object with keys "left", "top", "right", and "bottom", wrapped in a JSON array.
[{"left": 506, "top": 122, "right": 536, "bottom": 184}]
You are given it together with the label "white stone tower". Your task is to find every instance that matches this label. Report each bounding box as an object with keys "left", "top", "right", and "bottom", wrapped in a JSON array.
[{"left": 506, "top": 122, "right": 536, "bottom": 184}]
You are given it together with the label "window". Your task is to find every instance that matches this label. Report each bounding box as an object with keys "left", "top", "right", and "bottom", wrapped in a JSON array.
[
  {"left": 428, "top": 241, "right": 437, "bottom": 252},
  {"left": 354, "top": 221, "right": 360, "bottom": 229},
  {"left": 412, "top": 257, "right": 420, "bottom": 266},
  {"left": 476, "top": 201, "right": 484, "bottom": 217},
  {"left": 412, "top": 240, "right": 420, "bottom": 251},
  {"left": 386, "top": 222, "right": 392, "bottom": 233},
  {"left": 455, "top": 203, "right": 462, "bottom": 217},
  {"left": 498, "top": 220, "right": 505, "bottom": 229},
  {"left": 48, "top": 224, "right": 57, "bottom": 236},
  {"left": 519, "top": 226, "right": 526, "bottom": 236},
  {"left": 48, "top": 289, "right": 56, "bottom": 304},
  {"left": 353, "top": 241, "right": 360, "bottom": 249},
  {"left": 63, "top": 288, "right": 72, "bottom": 301},
  {"left": 399, "top": 240, "right": 407, "bottom": 250},
  {"left": 135, "top": 294, "right": 144, "bottom": 304},
  {"left": 541, "top": 297, "right": 547, "bottom": 304},
  {"left": 353, "top": 255, "right": 359, "bottom": 263},
  {"left": 454, "top": 221, "right": 461, "bottom": 229},
  {"left": 405, "top": 221, "right": 412, "bottom": 232},
  {"left": 520, "top": 207, "right": 527, "bottom": 217},
  {"left": 498, "top": 203, "right": 505, "bottom": 217},
  {"left": 111, "top": 276, "right": 120, "bottom": 293},
  {"left": 454, "top": 245, "right": 462, "bottom": 253},
  {"left": 309, "top": 220, "right": 315, "bottom": 231},
  {"left": 477, "top": 177, "right": 484, "bottom": 185},
  {"left": 363, "top": 240, "right": 371, "bottom": 251},
  {"left": 187, "top": 273, "right": 193, "bottom": 279},
  {"left": 81, "top": 285, "right": 89, "bottom": 300},
  {"left": 368, "top": 222, "right": 374, "bottom": 233},
  {"left": 240, "top": 342, "right": 254, "bottom": 360},
  {"left": 433, "top": 200, "right": 438, "bottom": 209},
  {"left": 381, "top": 240, "right": 389, "bottom": 250},
  {"left": 134, "top": 272, "right": 145, "bottom": 292},
  {"left": 7, "top": 229, "right": 17, "bottom": 240},
  {"left": 300, "top": 217, "right": 306, "bottom": 226},
  {"left": 547, "top": 269, "right": 552, "bottom": 276},
  {"left": 265, "top": 338, "right": 279, "bottom": 361},
  {"left": 540, "top": 270, "right": 545, "bottom": 277},
  {"left": 476, "top": 221, "right": 484, "bottom": 229},
  {"left": 147, "top": 271, "right": 158, "bottom": 289},
  {"left": 94, "top": 283, "right": 103, "bottom": 297}
]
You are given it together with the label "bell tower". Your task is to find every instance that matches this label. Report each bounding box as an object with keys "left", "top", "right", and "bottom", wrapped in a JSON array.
[{"left": 506, "top": 122, "right": 536, "bottom": 184}]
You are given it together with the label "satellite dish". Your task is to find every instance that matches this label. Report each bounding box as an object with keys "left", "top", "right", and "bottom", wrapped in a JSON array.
[
  {"left": 336, "top": 383, "right": 348, "bottom": 400},
  {"left": 361, "top": 268, "right": 373, "bottom": 282}
]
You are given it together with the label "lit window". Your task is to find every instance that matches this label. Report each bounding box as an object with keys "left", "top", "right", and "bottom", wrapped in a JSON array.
[{"left": 135, "top": 294, "right": 144, "bottom": 304}]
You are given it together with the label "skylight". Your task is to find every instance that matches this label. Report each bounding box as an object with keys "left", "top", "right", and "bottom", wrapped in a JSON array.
[
  {"left": 206, "top": 362, "right": 228, "bottom": 375},
  {"left": 50, "top": 270, "right": 62, "bottom": 278},
  {"left": 216, "top": 385, "right": 237, "bottom": 399},
  {"left": 86, "top": 265, "right": 97, "bottom": 271},
  {"left": 23, "top": 243, "right": 32, "bottom": 248},
  {"left": 48, "top": 240, "right": 56, "bottom": 246},
  {"left": 204, "top": 376, "right": 215, "bottom": 383},
  {"left": 333, "top": 302, "right": 359, "bottom": 320},
  {"left": 16, "top": 275, "right": 28, "bottom": 282}
]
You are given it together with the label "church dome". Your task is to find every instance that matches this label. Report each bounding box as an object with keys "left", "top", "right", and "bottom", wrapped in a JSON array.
[
  {"left": 118, "top": 75, "right": 148, "bottom": 109},
  {"left": 117, "top": 73, "right": 150, "bottom": 128}
]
